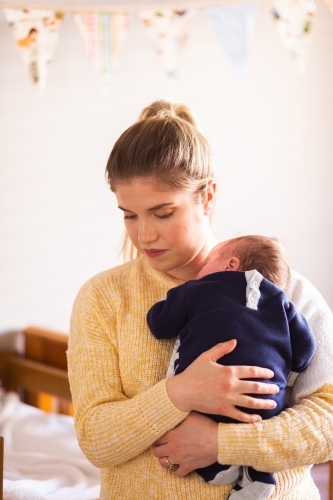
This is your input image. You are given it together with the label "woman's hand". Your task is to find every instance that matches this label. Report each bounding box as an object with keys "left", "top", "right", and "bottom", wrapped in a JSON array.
[
  {"left": 153, "top": 412, "right": 218, "bottom": 477},
  {"left": 166, "top": 339, "right": 279, "bottom": 423}
]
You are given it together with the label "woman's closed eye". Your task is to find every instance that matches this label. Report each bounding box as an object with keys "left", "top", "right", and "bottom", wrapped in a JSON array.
[
  {"left": 124, "top": 212, "right": 173, "bottom": 220},
  {"left": 154, "top": 212, "right": 174, "bottom": 219}
]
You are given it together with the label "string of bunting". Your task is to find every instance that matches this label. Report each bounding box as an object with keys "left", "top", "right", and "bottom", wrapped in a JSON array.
[
  {"left": 1, "top": 0, "right": 325, "bottom": 92},
  {"left": 0, "top": 1, "right": 266, "bottom": 10}
]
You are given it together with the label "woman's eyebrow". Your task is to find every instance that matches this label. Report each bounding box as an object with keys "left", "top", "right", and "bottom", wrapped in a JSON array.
[
  {"left": 118, "top": 206, "right": 133, "bottom": 212},
  {"left": 118, "top": 203, "right": 174, "bottom": 212}
]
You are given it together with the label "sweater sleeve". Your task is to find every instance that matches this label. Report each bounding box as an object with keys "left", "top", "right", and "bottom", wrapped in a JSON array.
[
  {"left": 217, "top": 270, "right": 333, "bottom": 471},
  {"left": 67, "top": 279, "right": 189, "bottom": 469},
  {"left": 218, "top": 382, "right": 333, "bottom": 471},
  {"left": 147, "top": 283, "right": 189, "bottom": 339}
]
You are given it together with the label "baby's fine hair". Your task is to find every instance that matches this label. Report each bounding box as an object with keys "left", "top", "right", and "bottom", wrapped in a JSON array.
[
  {"left": 220, "top": 235, "right": 291, "bottom": 289},
  {"left": 105, "top": 100, "right": 214, "bottom": 194}
]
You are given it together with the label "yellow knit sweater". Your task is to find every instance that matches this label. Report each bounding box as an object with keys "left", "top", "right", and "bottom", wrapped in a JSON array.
[{"left": 68, "top": 256, "right": 333, "bottom": 499}]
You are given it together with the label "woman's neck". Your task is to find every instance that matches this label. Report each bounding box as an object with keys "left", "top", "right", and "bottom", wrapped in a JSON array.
[{"left": 166, "top": 232, "right": 218, "bottom": 282}]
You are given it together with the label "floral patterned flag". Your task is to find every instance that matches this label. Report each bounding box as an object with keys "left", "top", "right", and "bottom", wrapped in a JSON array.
[
  {"left": 73, "top": 11, "right": 131, "bottom": 91},
  {"left": 205, "top": 4, "right": 257, "bottom": 84},
  {"left": 272, "top": 0, "right": 316, "bottom": 76},
  {"left": 4, "top": 8, "right": 64, "bottom": 91},
  {"left": 139, "top": 9, "right": 194, "bottom": 78}
]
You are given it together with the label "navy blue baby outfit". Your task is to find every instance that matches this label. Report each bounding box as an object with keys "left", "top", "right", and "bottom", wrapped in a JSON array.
[{"left": 147, "top": 270, "right": 316, "bottom": 500}]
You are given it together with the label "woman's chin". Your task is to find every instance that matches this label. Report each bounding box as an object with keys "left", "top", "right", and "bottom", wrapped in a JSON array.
[{"left": 146, "top": 257, "right": 170, "bottom": 273}]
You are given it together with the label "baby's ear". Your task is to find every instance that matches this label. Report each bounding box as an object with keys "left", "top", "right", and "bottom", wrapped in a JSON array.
[{"left": 226, "top": 257, "right": 241, "bottom": 271}]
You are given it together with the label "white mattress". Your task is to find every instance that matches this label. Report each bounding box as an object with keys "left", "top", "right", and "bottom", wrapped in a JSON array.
[{"left": 1, "top": 390, "right": 100, "bottom": 500}]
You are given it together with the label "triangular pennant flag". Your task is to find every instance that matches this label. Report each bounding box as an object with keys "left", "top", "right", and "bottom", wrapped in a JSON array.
[
  {"left": 205, "top": 4, "right": 257, "bottom": 84},
  {"left": 272, "top": 0, "right": 316, "bottom": 76},
  {"left": 73, "top": 11, "right": 131, "bottom": 91},
  {"left": 4, "top": 8, "right": 64, "bottom": 91},
  {"left": 139, "top": 10, "right": 194, "bottom": 78}
]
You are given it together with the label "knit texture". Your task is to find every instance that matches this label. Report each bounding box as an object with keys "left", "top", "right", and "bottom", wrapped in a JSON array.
[{"left": 68, "top": 256, "right": 333, "bottom": 499}]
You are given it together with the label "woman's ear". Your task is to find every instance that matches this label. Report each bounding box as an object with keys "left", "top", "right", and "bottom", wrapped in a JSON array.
[
  {"left": 204, "top": 180, "right": 217, "bottom": 215},
  {"left": 225, "top": 257, "right": 241, "bottom": 271}
]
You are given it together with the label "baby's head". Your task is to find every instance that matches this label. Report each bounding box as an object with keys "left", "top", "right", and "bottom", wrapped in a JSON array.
[{"left": 197, "top": 235, "right": 290, "bottom": 289}]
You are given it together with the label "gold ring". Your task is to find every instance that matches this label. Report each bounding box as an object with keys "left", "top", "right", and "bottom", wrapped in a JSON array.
[{"left": 165, "top": 457, "right": 177, "bottom": 472}]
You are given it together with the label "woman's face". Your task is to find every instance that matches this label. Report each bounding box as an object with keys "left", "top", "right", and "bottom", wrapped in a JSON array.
[{"left": 114, "top": 177, "right": 217, "bottom": 281}]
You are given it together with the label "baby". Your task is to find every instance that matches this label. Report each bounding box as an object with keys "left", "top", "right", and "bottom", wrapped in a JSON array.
[{"left": 147, "top": 235, "right": 315, "bottom": 500}]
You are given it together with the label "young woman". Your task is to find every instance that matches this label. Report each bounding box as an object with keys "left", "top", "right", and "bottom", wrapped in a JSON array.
[{"left": 67, "top": 101, "right": 333, "bottom": 499}]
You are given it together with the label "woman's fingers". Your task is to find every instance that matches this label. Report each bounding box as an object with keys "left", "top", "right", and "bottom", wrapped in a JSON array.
[
  {"left": 154, "top": 437, "right": 167, "bottom": 447},
  {"left": 158, "top": 456, "right": 177, "bottom": 470},
  {"left": 166, "top": 340, "right": 279, "bottom": 417},
  {"left": 159, "top": 456, "right": 187, "bottom": 476},
  {"left": 205, "top": 339, "right": 237, "bottom": 362},
  {"left": 237, "top": 378, "right": 279, "bottom": 395},
  {"left": 233, "top": 365, "right": 275, "bottom": 382},
  {"left": 228, "top": 408, "right": 263, "bottom": 423},
  {"left": 174, "top": 463, "right": 193, "bottom": 477},
  {"left": 153, "top": 442, "right": 169, "bottom": 459},
  {"left": 153, "top": 413, "right": 218, "bottom": 477},
  {"left": 200, "top": 344, "right": 276, "bottom": 384},
  {"left": 224, "top": 396, "right": 278, "bottom": 423},
  {"left": 217, "top": 363, "right": 275, "bottom": 383}
]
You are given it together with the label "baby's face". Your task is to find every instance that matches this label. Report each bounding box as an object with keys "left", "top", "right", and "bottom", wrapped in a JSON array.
[{"left": 197, "top": 242, "right": 231, "bottom": 279}]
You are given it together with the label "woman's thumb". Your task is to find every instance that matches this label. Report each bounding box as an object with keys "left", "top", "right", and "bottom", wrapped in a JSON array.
[{"left": 206, "top": 339, "right": 237, "bottom": 362}]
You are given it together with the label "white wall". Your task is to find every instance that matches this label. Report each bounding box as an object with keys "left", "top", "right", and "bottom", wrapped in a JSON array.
[{"left": 0, "top": 3, "right": 332, "bottom": 333}]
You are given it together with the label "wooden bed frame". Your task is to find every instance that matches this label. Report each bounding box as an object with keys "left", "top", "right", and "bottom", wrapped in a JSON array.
[
  {"left": 0, "top": 326, "right": 72, "bottom": 500},
  {"left": 0, "top": 326, "right": 332, "bottom": 500},
  {"left": 0, "top": 326, "right": 72, "bottom": 416}
]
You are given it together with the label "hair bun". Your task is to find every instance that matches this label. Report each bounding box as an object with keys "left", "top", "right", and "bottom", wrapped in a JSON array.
[{"left": 138, "top": 100, "right": 198, "bottom": 128}]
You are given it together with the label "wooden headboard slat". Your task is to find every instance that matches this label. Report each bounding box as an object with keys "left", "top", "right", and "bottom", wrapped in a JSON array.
[
  {"left": 23, "top": 327, "right": 68, "bottom": 371},
  {"left": 1, "top": 353, "right": 71, "bottom": 401},
  {"left": 23, "top": 326, "right": 69, "bottom": 343}
]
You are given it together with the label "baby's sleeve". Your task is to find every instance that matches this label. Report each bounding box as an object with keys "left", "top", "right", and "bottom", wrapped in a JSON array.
[
  {"left": 286, "top": 300, "right": 316, "bottom": 375},
  {"left": 147, "top": 283, "right": 189, "bottom": 339}
]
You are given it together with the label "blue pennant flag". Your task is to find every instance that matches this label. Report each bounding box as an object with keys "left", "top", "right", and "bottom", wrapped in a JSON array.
[{"left": 205, "top": 4, "right": 257, "bottom": 84}]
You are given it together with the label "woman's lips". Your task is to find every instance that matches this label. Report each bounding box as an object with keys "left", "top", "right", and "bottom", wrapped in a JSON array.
[{"left": 144, "top": 249, "right": 167, "bottom": 259}]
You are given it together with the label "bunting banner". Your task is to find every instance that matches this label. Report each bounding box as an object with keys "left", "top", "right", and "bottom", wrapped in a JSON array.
[
  {"left": 73, "top": 11, "right": 131, "bottom": 90},
  {"left": 272, "top": 0, "right": 316, "bottom": 76},
  {"left": 139, "top": 9, "right": 195, "bottom": 78},
  {"left": 1, "top": 0, "right": 320, "bottom": 91},
  {"left": 4, "top": 8, "right": 64, "bottom": 91},
  {"left": 205, "top": 4, "right": 257, "bottom": 83}
]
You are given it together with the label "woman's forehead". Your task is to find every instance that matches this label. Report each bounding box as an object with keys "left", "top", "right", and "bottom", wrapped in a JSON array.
[
  {"left": 114, "top": 177, "right": 189, "bottom": 210},
  {"left": 114, "top": 176, "right": 169, "bottom": 192}
]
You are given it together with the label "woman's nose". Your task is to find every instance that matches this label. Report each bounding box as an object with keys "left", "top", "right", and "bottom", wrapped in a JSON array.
[{"left": 138, "top": 221, "right": 158, "bottom": 244}]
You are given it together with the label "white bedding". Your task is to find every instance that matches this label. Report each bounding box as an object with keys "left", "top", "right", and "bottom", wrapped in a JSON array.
[{"left": 0, "top": 390, "right": 100, "bottom": 500}]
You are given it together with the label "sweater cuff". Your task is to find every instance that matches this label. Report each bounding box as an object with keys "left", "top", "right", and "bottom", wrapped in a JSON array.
[
  {"left": 139, "top": 379, "right": 189, "bottom": 435},
  {"left": 218, "top": 422, "right": 260, "bottom": 467}
]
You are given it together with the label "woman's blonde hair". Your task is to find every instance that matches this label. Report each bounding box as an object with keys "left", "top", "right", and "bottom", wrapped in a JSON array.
[
  {"left": 106, "top": 100, "right": 215, "bottom": 261},
  {"left": 106, "top": 100, "right": 214, "bottom": 194}
]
